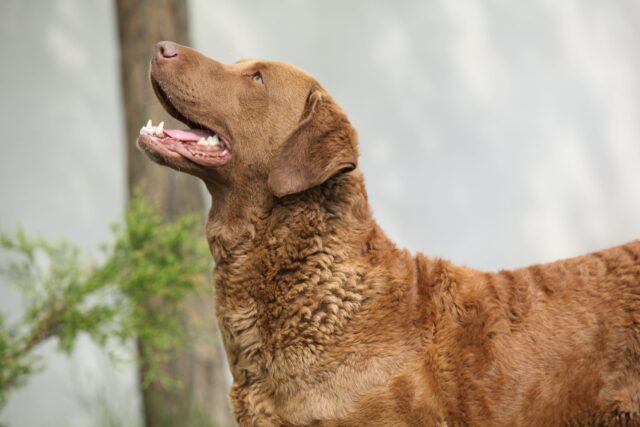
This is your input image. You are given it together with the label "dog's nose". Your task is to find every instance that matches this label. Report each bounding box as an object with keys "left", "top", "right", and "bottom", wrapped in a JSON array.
[{"left": 156, "top": 41, "right": 179, "bottom": 59}]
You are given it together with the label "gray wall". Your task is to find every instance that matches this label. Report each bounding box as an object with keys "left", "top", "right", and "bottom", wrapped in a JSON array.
[
  {"left": 192, "top": 1, "right": 640, "bottom": 269},
  {"left": 1, "top": 0, "right": 639, "bottom": 425},
  {"left": 0, "top": 1, "right": 135, "bottom": 426}
]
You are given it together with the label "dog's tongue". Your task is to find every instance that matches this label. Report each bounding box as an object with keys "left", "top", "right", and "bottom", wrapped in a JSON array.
[{"left": 163, "top": 129, "right": 210, "bottom": 141}]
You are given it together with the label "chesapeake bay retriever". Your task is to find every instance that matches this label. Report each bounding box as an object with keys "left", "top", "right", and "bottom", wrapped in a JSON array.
[{"left": 137, "top": 41, "right": 640, "bottom": 426}]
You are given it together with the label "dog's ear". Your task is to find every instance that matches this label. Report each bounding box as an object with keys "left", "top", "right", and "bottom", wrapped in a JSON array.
[{"left": 267, "top": 90, "right": 358, "bottom": 198}]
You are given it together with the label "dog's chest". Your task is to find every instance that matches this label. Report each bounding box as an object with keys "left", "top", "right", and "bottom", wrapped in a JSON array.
[{"left": 213, "top": 243, "right": 377, "bottom": 423}]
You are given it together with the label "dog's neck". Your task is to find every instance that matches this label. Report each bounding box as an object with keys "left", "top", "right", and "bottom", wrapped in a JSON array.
[
  {"left": 205, "top": 171, "right": 426, "bottom": 423},
  {"left": 205, "top": 170, "right": 372, "bottom": 263},
  {"left": 206, "top": 172, "right": 394, "bottom": 352}
]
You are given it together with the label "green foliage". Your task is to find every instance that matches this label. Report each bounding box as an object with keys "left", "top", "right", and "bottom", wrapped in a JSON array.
[{"left": 0, "top": 192, "right": 211, "bottom": 407}]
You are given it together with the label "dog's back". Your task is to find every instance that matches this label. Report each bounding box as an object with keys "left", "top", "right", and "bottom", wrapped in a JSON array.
[
  {"left": 325, "top": 242, "right": 640, "bottom": 426},
  {"left": 443, "top": 241, "right": 640, "bottom": 425}
]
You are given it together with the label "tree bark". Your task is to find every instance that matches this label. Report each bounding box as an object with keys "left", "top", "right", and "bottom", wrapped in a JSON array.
[{"left": 115, "top": 1, "right": 233, "bottom": 426}]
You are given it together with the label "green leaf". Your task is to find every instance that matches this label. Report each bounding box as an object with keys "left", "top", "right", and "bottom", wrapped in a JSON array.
[{"left": 0, "top": 189, "right": 213, "bottom": 405}]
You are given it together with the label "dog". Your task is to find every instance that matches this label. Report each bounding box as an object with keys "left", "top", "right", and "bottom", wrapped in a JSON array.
[{"left": 137, "top": 41, "right": 640, "bottom": 426}]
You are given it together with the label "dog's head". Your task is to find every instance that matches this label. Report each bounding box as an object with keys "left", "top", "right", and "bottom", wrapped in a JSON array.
[{"left": 138, "top": 41, "right": 359, "bottom": 198}]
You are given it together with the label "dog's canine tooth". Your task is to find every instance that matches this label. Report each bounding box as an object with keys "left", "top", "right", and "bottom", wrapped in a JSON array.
[
  {"left": 197, "top": 137, "right": 207, "bottom": 146},
  {"left": 140, "top": 119, "right": 155, "bottom": 135},
  {"left": 155, "top": 121, "right": 164, "bottom": 137}
]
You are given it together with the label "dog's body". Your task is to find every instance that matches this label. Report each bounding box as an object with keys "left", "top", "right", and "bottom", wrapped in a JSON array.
[
  {"left": 211, "top": 174, "right": 640, "bottom": 427},
  {"left": 138, "top": 42, "right": 640, "bottom": 426}
]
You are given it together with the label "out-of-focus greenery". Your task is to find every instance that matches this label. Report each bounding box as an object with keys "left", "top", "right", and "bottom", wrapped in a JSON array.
[{"left": 0, "top": 192, "right": 211, "bottom": 407}]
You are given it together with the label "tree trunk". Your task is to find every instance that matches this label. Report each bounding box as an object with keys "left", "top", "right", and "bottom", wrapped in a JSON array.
[{"left": 115, "top": 1, "right": 233, "bottom": 426}]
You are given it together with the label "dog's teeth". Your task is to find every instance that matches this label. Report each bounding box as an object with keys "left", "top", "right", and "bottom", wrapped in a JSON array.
[
  {"left": 206, "top": 135, "right": 220, "bottom": 146},
  {"left": 197, "top": 138, "right": 207, "bottom": 146},
  {"left": 155, "top": 121, "right": 164, "bottom": 137},
  {"left": 140, "top": 119, "right": 155, "bottom": 135}
]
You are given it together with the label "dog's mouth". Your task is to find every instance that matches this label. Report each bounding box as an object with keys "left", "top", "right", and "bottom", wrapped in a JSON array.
[{"left": 137, "top": 80, "right": 231, "bottom": 168}]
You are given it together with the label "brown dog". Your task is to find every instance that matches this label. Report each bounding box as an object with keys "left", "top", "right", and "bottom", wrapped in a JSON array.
[{"left": 137, "top": 41, "right": 640, "bottom": 426}]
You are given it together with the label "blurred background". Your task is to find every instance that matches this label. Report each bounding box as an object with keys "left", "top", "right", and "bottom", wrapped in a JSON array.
[{"left": 1, "top": 0, "right": 640, "bottom": 426}]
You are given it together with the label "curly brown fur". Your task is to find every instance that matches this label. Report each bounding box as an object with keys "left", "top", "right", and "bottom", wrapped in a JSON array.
[{"left": 138, "top": 42, "right": 640, "bottom": 426}]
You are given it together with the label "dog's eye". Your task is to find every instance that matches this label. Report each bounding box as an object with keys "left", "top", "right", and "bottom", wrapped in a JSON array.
[{"left": 253, "top": 73, "right": 264, "bottom": 85}]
